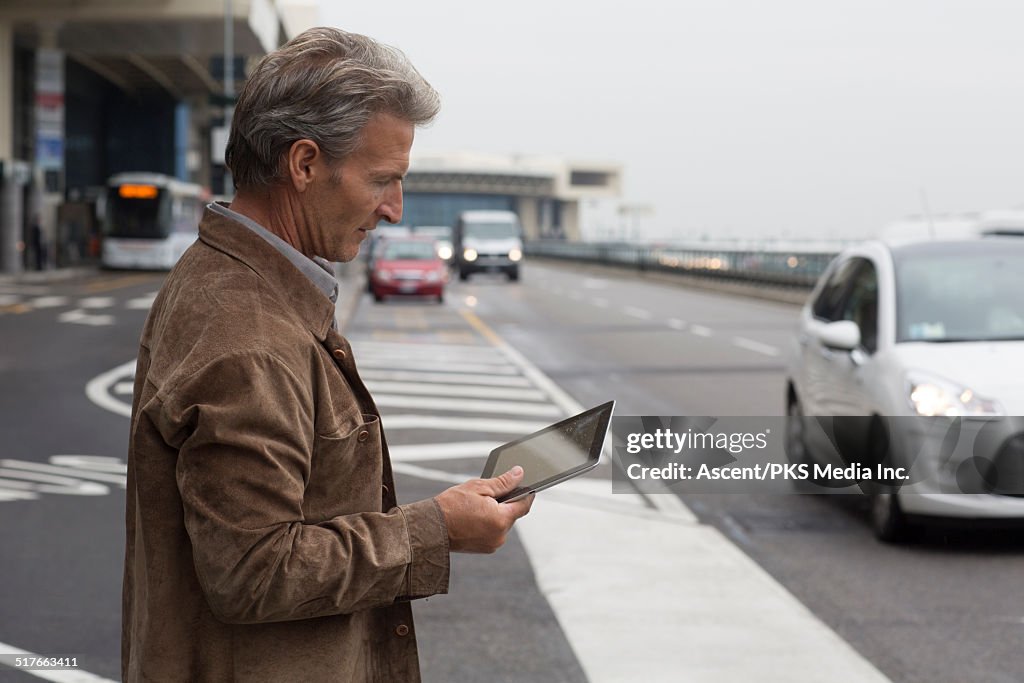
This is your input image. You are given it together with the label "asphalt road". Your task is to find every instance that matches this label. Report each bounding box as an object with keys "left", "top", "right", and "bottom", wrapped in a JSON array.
[{"left": 1, "top": 261, "right": 1022, "bottom": 682}]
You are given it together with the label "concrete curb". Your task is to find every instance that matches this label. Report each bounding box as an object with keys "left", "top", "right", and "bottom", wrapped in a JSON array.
[{"left": 0, "top": 266, "right": 97, "bottom": 286}]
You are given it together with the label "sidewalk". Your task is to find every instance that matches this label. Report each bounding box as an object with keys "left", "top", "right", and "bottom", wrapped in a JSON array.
[{"left": 0, "top": 265, "right": 98, "bottom": 286}]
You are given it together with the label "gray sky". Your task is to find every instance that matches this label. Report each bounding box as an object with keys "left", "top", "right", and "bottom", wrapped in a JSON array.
[{"left": 318, "top": 1, "right": 1024, "bottom": 241}]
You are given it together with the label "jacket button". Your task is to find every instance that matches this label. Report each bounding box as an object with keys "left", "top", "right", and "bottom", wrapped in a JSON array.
[
  {"left": 332, "top": 348, "right": 346, "bottom": 360},
  {"left": 395, "top": 624, "right": 410, "bottom": 637},
  {"left": 357, "top": 430, "right": 369, "bottom": 442}
]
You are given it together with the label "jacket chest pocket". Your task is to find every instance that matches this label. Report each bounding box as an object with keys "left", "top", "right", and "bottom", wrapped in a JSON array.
[{"left": 303, "top": 415, "right": 382, "bottom": 522}]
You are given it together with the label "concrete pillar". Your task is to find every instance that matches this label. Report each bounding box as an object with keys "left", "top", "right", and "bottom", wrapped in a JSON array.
[{"left": 0, "top": 20, "right": 22, "bottom": 273}]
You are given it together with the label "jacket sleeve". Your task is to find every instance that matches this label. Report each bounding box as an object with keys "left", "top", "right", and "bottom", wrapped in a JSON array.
[{"left": 153, "top": 349, "right": 450, "bottom": 624}]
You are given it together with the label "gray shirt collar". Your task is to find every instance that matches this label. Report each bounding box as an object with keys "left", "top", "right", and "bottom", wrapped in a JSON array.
[{"left": 208, "top": 202, "right": 339, "bottom": 305}]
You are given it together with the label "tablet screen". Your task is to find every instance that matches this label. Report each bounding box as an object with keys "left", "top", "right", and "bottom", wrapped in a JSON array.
[{"left": 482, "top": 401, "right": 614, "bottom": 501}]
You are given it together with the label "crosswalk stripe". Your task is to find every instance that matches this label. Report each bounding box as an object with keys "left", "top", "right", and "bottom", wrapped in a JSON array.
[
  {"left": 29, "top": 296, "right": 69, "bottom": 308},
  {"left": 382, "top": 414, "right": 548, "bottom": 434},
  {"left": 0, "top": 460, "right": 127, "bottom": 486},
  {"left": 388, "top": 441, "right": 501, "bottom": 462},
  {"left": 358, "top": 369, "right": 533, "bottom": 387},
  {"left": 375, "top": 394, "right": 562, "bottom": 417},
  {"left": 365, "top": 381, "right": 545, "bottom": 401},
  {"left": 352, "top": 340, "right": 504, "bottom": 356},
  {"left": 357, "top": 358, "right": 520, "bottom": 374}
]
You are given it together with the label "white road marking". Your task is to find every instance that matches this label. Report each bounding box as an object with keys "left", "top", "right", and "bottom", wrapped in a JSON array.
[
  {"left": 0, "top": 468, "right": 109, "bottom": 496},
  {"left": 732, "top": 336, "right": 781, "bottom": 357},
  {"left": 582, "top": 278, "right": 609, "bottom": 290},
  {"left": 57, "top": 310, "right": 115, "bottom": 326},
  {"left": 0, "top": 460, "right": 127, "bottom": 487},
  {"left": 389, "top": 441, "right": 501, "bottom": 462},
  {"left": 357, "top": 358, "right": 520, "bottom": 374},
  {"left": 354, "top": 340, "right": 507, "bottom": 356},
  {"left": 85, "top": 360, "right": 135, "bottom": 418},
  {"left": 382, "top": 415, "right": 549, "bottom": 434},
  {"left": 78, "top": 297, "right": 114, "bottom": 309},
  {"left": 623, "top": 306, "right": 652, "bottom": 320},
  {"left": 0, "top": 640, "right": 117, "bottom": 682},
  {"left": 374, "top": 394, "right": 562, "bottom": 417},
  {"left": 691, "top": 324, "right": 713, "bottom": 337},
  {"left": 359, "top": 369, "right": 533, "bottom": 387},
  {"left": 666, "top": 318, "right": 687, "bottom": 330},
  {"left": 29, "top": 296, "right": 69, "bottom": 308},
  {"left": 0, "top": 294, "right": 21, "bottom": 306},
  {"left": 365, "top": 381, "right": 546, "bottom": 401},
  {"left": 591, "top": 297, "right": 609, "bottom": 308},
  {"left": 0, "top": 480, "right": 40, "bottom": 501},
  {"left": 126, "top": 295, "right": 157, "bottom": 310},
  {"left": 113, "top": 381, "right": 134, "bottom": 395},
  {"left": 355, "top": 348, "right": 511, "bottom": 365}
]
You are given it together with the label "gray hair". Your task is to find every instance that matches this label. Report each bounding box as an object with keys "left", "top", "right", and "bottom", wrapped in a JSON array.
[{"left": 225, "top": 27, "right": 440, "bottom": 190}]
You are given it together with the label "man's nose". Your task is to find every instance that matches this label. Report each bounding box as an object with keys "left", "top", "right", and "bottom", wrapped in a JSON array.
[{"left": 378, "top": 183, "right": 404, "bottom": 225}]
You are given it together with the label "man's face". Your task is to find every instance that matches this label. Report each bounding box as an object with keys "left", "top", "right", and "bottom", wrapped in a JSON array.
[{"left": 305, "top": 112, "right": 413, "bottom": 262}]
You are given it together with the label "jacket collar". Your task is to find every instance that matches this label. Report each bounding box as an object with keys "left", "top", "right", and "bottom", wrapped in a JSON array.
[{"left": 197, "top": 206, "right": 336, "bottom": 340}]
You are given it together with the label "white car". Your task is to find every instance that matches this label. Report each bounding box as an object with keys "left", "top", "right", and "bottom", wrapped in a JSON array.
[{"left": 786, "top": 237, "right": 1024, "bottom": 541}]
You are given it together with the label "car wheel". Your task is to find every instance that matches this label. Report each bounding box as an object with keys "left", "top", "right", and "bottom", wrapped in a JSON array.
[
  {"left": 870, "top": 491, "right": 912, "bottom": 543},
  {"left": 437, "top": 292, "right": 444, "bottom": 304},
  {"left": 785, "top": 393, "right": 811, "bottom": 467},
  {"left": 508, "top": 268, "right": 520, "bottom": 282}
]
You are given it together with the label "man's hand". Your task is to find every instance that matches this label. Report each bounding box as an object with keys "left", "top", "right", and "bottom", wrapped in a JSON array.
[{"left": 434, "top": 466, "right": 535, "bottom": 553}]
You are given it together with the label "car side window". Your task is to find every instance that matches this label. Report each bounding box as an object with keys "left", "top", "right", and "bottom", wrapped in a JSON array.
[
  {"left": 840, "top": 260, "right": 879, "bottom": 354},
  {"left": 812, "top": 258, "right": 860, "bottom": 322}
]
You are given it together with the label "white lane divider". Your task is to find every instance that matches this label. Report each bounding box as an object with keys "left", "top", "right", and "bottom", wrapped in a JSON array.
[
  {"left": 0, "top": 640, "right": 117, "bottom": 682},
  {"left": 691, "top": 324, "right": 713, "bottom": 337},
  {"left": 666, "top": 318, "right": 687, "bottom": 330},
  {"left": 356, "top": 358, "right": 521, "bottom": 374},
  {"left": 622, "top": 306, "right": 652, "bottom": 320},
  {"left": 0, "top": 456, "right": 128, "bottom": 502},
  {"left": 732, "top": 336, "right": 781, "bottom": 357}
]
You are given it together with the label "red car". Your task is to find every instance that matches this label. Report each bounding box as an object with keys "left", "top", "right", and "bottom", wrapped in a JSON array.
[{"left": 369, "top": 237, "right": 448, "bottom": 303}]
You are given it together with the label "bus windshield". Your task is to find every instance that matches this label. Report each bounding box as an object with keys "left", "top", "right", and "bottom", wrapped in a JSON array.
[{"left": 105, "top": 187, "right": 170, "bottom": 239}]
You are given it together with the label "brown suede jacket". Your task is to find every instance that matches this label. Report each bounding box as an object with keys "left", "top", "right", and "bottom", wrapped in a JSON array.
[{"left": 122, "top": 208, "right": 450, "bottom": 682}]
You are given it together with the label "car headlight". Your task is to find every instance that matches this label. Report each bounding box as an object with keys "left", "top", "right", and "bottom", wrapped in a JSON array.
[
  {"left": 437, "top": 245, "right": 453, "bottom": 260},
  {"left": 907, "top": 372, "right": 1005, "bottom": 417},
  {"left": 509, "top": 248, "right": 522, "bottom": 262},
  {"left": 425, "top": 270, "right": 440, "bottom": 282},
  {"left": 463, "top": 248, "right": 478, "bottom": 262}
]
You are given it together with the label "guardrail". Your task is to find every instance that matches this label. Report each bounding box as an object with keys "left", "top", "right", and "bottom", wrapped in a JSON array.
[{"left": 524, "top": 241, "right": 839, "bottom": 289}]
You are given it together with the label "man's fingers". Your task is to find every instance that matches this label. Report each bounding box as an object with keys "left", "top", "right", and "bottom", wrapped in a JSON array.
[
  {"left": 479, "top": 466, "right": 524, "bottom": 497},
  {"left": 501, "top": 492, "right": 535, "bottom": 520}
]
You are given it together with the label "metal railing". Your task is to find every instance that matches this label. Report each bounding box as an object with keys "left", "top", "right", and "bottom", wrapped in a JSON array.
[{"left": 524, "top": 240, "right": 839, "bottom": 289}]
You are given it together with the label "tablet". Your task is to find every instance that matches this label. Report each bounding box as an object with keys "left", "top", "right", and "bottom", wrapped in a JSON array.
[{"left": 481, "top": 401, "right": 615, "bottom": 503}]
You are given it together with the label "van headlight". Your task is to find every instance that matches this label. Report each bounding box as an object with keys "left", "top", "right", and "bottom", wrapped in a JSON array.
[
  {"left": 463, "top": 248, "right": 478, "bottom": 262},
  {"left": 437, "top": 245, "right": 453, "bottom": 260},
  {"left": 907, "top": 372, "right": 1004, "bottom": 417},
  {"left": 509, "top": 248, "right": 522, "bottom": 262}
]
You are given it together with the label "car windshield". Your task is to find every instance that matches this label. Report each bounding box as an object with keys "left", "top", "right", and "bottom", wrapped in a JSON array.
[
  {"left": 465, "top": 222, "right": 519, "bottom": 239},
  {"left": 382, "top": 241, "right": 437, "bottom": 261},
  {"left": 896, "top": 244, "right": 1024, "bottom": 342}
]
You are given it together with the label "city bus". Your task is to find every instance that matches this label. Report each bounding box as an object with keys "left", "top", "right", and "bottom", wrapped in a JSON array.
[{"left": 101, "top": 173, "right": 206, "bottom": 269}]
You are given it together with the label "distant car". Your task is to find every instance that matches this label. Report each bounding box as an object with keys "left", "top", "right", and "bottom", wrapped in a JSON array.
[
  {"left": 413, "top": 225, "right": 455, "bottom": 265},
  {"left": 364, "top": 225, "right": 412, "bottom": 291},
  {"left": 369, "top": 237, "right": 448, "bottom": 303},
  {"left": 786, "top": 237, "right": 1024, "bottom": 541}
]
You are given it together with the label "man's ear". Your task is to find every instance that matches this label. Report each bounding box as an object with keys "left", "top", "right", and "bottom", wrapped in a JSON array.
[{"left": 286, "top": 139, "right": 321, "bottom": 193}]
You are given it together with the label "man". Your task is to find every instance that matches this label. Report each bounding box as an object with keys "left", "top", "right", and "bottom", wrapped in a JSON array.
[{"left": 122, "top": 27, "right": 533, "bottom": 682}]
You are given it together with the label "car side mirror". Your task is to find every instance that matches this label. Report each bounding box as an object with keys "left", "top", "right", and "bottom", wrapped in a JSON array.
[{"left": 817, "top": 320, "right": 861, "bottom": 351}]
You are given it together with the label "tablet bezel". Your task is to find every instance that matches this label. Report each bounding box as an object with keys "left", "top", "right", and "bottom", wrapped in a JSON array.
[{"left": 481, "top": 400, "right": 615, "bottom": 503}]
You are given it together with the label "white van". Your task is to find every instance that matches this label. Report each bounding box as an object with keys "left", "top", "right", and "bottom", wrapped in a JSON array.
[{"left": 453, "top": 210, "right": 523, "bottom": 281}]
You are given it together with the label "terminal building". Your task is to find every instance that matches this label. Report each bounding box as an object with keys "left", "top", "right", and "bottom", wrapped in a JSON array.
[{"left": 0, "top": 1, "right": 622, "bottom": 273}]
